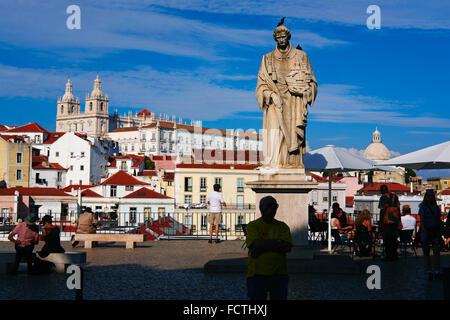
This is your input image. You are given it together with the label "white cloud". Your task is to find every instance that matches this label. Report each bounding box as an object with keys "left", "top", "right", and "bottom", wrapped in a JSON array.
[
  {"left": 0, "top": 64, "right": 447, "bottom": 132},
  {"left": 142, "top": 0, "right": 450, "bottom": 30},
  {"left": 0, "top": 1, "right": 347, "bottom": 62}
]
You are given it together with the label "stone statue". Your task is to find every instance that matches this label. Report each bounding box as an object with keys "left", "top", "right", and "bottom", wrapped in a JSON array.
[{"left": 256, "top": 19, "right": 317, "bottom": 169}]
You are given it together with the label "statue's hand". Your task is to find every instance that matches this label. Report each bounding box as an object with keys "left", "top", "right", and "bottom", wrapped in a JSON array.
[{"left": 271, "top": 93, "right": 282, "bottom": 110}]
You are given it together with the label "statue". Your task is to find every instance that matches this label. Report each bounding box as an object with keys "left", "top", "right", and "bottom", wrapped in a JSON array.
[{"left": 256, "top": 18, "right": 317, "bottom": 169}]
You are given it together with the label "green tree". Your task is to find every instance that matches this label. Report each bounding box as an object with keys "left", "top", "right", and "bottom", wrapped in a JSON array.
[
  {"left": 405, "top": 168, "right": 416, "bottom": 184},
  {"left": 144, "top": 156, "right": 155, "bottom": 170}
]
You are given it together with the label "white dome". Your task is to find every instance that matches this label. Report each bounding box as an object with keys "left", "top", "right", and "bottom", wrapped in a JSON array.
[
  {"left": 364, "top": 143, "right": 390, "bottom": 161},
  {"left": 363, "top": 127, "right": 390, "bottom": 161}
]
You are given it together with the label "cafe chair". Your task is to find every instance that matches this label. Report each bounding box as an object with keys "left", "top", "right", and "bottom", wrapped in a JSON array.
[{"left": 398, "top": 229, "right": 417, "bottom": 258}]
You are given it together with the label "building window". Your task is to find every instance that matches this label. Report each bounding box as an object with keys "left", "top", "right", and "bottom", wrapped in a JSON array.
[
  {"left": 200, "top": 195, "right": 206, "bottom": 204},
  {"left": 184, "top": 177, "right": 192, "bottom": 192},
  {"left": 167, "top": 181, "right": 173, "bottom": 186},
  {"left": 55, "top": 152, "right": 59, "bottom": 157},
  {"left": 129, "top": 207, "right": 137, "bottom": 223},
  {"left": 237, "top": 178, "right": 244, "bottom": 192},
  {"left": 312, "top": 191, "right": 318, "bottom": 205},
  {"left": 184, "top": 194, "right": 192, "bottom": 204},
  {"left": 110, "top": 185, "right": 117, "bottom": 197},
  {"left": 16, "top": 170, "right": 22, "bottom": 181},
  {"left": 323, "top": 193, "right": 328, "bottom": 202},
  {"left": 201, "top": 215, "right": 207, "bottom": 230},
  {"left": 81, "top": 152, "right": 85, "bottom": 157},
  {"left": 237, "top": 195, "right": 244, "bottom": 209},
  {"left": 80, "top": 165, "right": 84, "bottom": 171},
  {"left": 34, "top": 136, "right": 40, "bottom": 143},
  {"left": 158, "top": 207, "right": 165, "bottom": 218},
  {"left": 200, "top": 177, "right": 207, "bottom": 192},
  {"left": 79, "top": 180, "right": 82, "bottom": 185},
  {"left": 184, "top": 215, "right": 192, "bottom": 227},
  {"left": 215, "top": 178, "right": 222, "bottom": 191},
  {"left": 70, "top": 165, "right": 73, "bottom": 171},
  {"left": 89, "top": 102, "right": 93, "bottom": 111},
  {"left": 57, "top": 172, "right": 62, "bottom": 183},
  {"left": 144, "top": 207, "right": 152, "bottom": 222},
  {"left": 332, "top": 192, "right": 338, "bottom": 202},
  {"left": 70, "top": 152, "right": 74, "bottom": 158},
  {"left": 126, "top": 185, "right": 134, "bottom": 191},
  {"left": 16, "top": 153, "right": 22, "bottom": 164}
]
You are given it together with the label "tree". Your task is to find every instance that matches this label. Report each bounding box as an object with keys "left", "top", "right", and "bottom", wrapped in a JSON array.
[
  {"left": 405, "top": 168, "right": 416, "bottom": 184},
  {"left": 144, "top": 156, "right": 155, "bottom": 170}
]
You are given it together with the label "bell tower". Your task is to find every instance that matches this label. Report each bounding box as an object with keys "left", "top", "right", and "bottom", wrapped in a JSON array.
[
  {"left": 84, "top": 74, "right": 110, "bottom": 137},
  {"left": 56, "top": 79, "right": 80, "bottom": 132}
]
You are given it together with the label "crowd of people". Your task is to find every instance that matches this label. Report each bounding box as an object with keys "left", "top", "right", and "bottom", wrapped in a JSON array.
[{"left": 309, "top": 184, "right": 450, "bottom": 281}]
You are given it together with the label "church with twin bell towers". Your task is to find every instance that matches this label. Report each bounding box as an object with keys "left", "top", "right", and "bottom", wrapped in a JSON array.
[{"left": 56, "top": 74, "right": 110, "bottom": 138}]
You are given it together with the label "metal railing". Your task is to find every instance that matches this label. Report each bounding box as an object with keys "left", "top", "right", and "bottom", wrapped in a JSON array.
[{"left": 0, "top": 210, "right": 257, "bottom": 241}]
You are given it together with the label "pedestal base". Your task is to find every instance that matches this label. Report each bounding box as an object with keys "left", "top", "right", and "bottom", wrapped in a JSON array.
[{"left": 246, "top": 171, "right": 317, "bottom": 247}]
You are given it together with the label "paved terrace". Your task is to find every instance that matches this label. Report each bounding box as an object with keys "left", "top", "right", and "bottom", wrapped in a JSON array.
[{"left": 0, "top": 240, "right": 448, "bottom": 300}]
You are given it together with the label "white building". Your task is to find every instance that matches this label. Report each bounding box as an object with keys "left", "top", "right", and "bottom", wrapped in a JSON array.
[
  {"left": 107, "top": 120, "right": 262, "bottom": 158},
  {"left": 30, "top": 156, "right": 67, "bottom": 189},
  {"left": 48, "top": 132, "right": 113, "bottom": 186},
  {"left": 307, "top": 173, "right": 347, "bottom": 213}
]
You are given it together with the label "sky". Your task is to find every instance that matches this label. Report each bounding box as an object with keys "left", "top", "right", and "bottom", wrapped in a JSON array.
[{"left": 0, "top": 1, "right": 449, "bottom": 178}]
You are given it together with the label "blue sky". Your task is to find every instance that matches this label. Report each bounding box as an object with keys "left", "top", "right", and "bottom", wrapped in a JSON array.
[{"left": 0, "top": 1, "right": 449, "bottom": 178}]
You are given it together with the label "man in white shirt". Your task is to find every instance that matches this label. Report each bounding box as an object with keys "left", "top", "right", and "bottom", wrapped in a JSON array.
[
  {"left": 401, "top": 205, "right": 417, "bottom": 231},
  {"left": 207, "top": 184, "right": 226, "bottom": 243}
]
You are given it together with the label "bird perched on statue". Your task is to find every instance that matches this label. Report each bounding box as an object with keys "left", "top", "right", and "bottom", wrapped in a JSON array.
[{"left": 277, "top": 17, "right": 285, "bottom": 27}]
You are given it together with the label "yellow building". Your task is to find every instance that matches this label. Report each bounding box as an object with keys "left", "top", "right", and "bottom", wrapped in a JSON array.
[
  {"left": 427, "top": 177, "right": 450, "bottom": 194},
  {"left": 0, "top": 135, "right": 32, "bottom": 188},
  {"left": 174, "top": 163, "right": 258, "bottom": 209}
]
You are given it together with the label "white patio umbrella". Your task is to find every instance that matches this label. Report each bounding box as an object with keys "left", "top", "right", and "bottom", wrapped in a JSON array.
[
  {"left": 304, "top": 145, "right": 385, "bottom": 251},
  {"left": 378, "top": 140, "right": 450, "bottom": 170}
]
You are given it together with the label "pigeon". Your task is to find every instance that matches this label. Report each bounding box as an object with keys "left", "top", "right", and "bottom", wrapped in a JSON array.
[{"left": 277, "top": 17, "right": 285, "bottom": 27}]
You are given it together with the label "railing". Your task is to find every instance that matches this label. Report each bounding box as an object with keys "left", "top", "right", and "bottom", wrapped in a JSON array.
[{"left": 0, "top": 211, "right": 257, "bottom": 241}]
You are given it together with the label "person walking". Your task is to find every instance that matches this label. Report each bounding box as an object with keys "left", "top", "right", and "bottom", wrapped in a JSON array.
[
  {"left": 207, "top": 184, "right": 226, "bottom": 243},
  {"left": 378, "top": 184, "right": 402, "bottom": 261},
  {"left": 419, "top": 189, "right": 443, "bottom": 280},
  {"left": 7, "top": 215, "right": 39, "bottom": 275},
  {"left": 246, "top": 196, "right": 293, "bottom": 300},
  {"left": 71, "top": 207, "right": 98, "bottom": 248}
]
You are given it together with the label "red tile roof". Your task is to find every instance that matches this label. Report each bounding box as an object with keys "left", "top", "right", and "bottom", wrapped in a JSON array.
[
  {"left": 32, "top": 163, "right": 67, "bottom": 170},
  {"left": 309, "top": 172, "right": 344, "bottom": 183},
  {"left": 122, "top": 187, "right": 172, "bottom": 199},
  {"left": 110, "top": 126, "right": 139, "bottom": 133},
  {"left": 139, "top": 170, "right": 158, "bottom": 176},
  {"left": 441, "top": 188, "right": 450, "bottom": 196},
  {"left": 163, "top": 172, "right": 175, "bottom": 181},
  {"left": 177, "top": 163, "right": 258, "bottom": 170},
  {"left": 81, "top": 189, "right": 103, "bottom": 198},
  {"left": 32, "top": 155, "right": 48, "bottom": 163},
  {"left": 108, "top": 154, "right": 145, "bottom": 168},
  {"left": 0, "top": 134, "right": 28, "bottom": 143},
  {"left": 0, "top": 187, "right": 72, "bottom": 197},
  {"left": 62, "top": 185, "right": 94, "bottom": 192},
  {"left": 6, "top": 122, "right": 48, "bottom": 133},
  {"left": 100, "top": 171, "right": 150, "bottom": 186},
  {"left": 137, "top": 109, "right": 152, "bottom": 117},
  {"left": 358, "top": 183, "right": 413, "bottom": 193}
]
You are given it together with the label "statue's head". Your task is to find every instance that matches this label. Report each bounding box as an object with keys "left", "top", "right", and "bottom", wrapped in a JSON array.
[{"left": 273, "top": 25, "right": 291, "bottom": 48}]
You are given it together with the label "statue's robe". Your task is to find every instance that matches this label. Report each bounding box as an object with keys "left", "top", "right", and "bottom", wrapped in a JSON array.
[{"left": 256, "top": 44, "right": 317, "bottom": 169}]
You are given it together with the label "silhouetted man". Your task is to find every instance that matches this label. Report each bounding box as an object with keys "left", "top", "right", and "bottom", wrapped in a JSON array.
[{"left": 246, "top": 196, "right": 293, "bottom": 300}]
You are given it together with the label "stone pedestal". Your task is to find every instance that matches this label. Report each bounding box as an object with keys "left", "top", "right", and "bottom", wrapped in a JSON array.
[{"left": 246, "top": 168, "right": 318, "bottom": 247}]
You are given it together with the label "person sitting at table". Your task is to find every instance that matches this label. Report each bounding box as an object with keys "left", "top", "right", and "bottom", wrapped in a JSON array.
[
  {"left": 331, "top": 211, "right": 351, "bottom": 244},
  {"left": 401, "top": 205, "right": 417, "bottom": 231},
  {"left": 332, "top": 203, "right": 353, "bottom": 239},
  {"left": 353, "top": 210, "right": 375, "bottom": 257}
]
